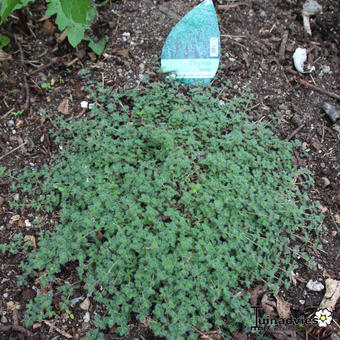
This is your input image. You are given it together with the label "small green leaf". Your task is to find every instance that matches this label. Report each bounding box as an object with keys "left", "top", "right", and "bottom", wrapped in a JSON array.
[
  {"left": 0, "top": 35, "right": 10, "bottom": 49},
  {"left": 88, "top": 36, "right": 106, "bottom": 55}
]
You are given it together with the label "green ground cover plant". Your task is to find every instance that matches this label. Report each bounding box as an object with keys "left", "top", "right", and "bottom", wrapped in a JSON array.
[{"left": 8, "top": 79, "right": 322, "bottom": 339}]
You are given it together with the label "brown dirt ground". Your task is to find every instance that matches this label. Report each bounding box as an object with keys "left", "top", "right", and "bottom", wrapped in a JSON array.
[{"left": 0, "top": 0, "right": 339, "bottom": 339}]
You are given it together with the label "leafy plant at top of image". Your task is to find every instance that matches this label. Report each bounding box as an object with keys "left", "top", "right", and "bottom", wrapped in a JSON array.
[
  {"left": 9, "top": 79, "right": 323, "bottom": 339},
  {"left": 0, "top": 0, "right": 107, "bottom": 55}
]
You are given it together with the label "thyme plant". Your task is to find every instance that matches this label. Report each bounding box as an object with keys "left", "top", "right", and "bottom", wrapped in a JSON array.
[{"left": 10, "top": 80, "right": 322, "bottom": 339}]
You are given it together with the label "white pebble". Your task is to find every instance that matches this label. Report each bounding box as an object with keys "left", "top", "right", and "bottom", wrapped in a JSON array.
[
  {"left": 81, "top": 101, "right": 88, "bottom": 109},
  {"left": 306, "top": 279, "right": 324, "bottom": 292},
  {"left": 83, "top": 312, "right": 90, "bottom": 323},
  {"left": 25, "top": 219, "right": 32, "bottom": 227}
]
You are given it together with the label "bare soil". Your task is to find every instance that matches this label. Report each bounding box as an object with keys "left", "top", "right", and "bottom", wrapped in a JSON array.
[{"left": 0, "top": 0, "right": 339, "bottom": 339}]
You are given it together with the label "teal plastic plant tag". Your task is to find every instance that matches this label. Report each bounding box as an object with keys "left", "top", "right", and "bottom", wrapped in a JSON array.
[{"left": 161, "top": 0, "right": 220, "bottom": 85}]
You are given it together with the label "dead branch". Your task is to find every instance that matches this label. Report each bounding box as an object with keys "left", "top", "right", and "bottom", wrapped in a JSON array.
[
  {"left": 15, "top": 37, "right": 30, "bottom": 111},
  {"left": 298, "top": 78, "right": 340, "bottom": 100},
  {"left": 285, "top": 123, "right": 305, "bottom": 141},
  {"left": 279, "top": 30, "right": 289, "bottom": 62}
]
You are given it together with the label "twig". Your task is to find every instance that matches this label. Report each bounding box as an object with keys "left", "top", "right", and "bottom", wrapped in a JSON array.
[
  {"left": 298, "top": 78, "right": 340, "bottom": 100},
  {"left": 0, "top": 141, "right": 28, "bottom": 161},
  {"left": 0, "top": 108, "right": 15, "bottom": 120},
  {"left": 218, "top": 3, "right": 246, "bottom": 10},
  {"left": 279, "top": 30, "right": 289, "bottom": 62},
  {"left": 285, "top": 123, "right": 305, "bottom": 141},
  {"left": 15, "top": 37, "right": 30, "bottom": 112},
  {"left": 43, "top": 320, "right": 72, "bottom": 339},
  {"left": 0, "top": 324, "right": 33, "bottom": 336},
  {"left": 29, "top": 57, "right": 59, "bottom": 75}
]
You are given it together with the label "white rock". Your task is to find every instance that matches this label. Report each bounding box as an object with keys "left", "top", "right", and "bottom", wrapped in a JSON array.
[
  {"left": 81, "top": 101, "right": 88, "bottom": 109},
  {"left": 299, "top": 299, "right": 306, "bottom": 305},
  {"left": 83, "top": 312, "right": 90, "bottom": 323},
  {"left": 306, "top": 279, "right": 324, "bottom": 291},
  {"left": 321, "top": 65, "right": 330, "bottom": 74},
  {"left": 7, "top": 120, "right": 15, "bottom": 126},
  {"left": 293, "top": 48, "right": 315, "bottom": 73},
  {"left": 321, "top": 177, "right": 330, "bottom": 187},
  {"left": 3, "top": 293, "right": 8, "bottom": 298}
]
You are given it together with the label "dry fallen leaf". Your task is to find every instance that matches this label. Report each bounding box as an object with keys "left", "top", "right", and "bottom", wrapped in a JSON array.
[
  {"left": 10, "top": 215, "right": 21, "bottom": 223},
  {"left": 275, "top": 294, "right": 291, "bottom": 319},
  {"left": 249, "top": 285, "right": 263, "bottom": 306},
  {"left": 116, "top": 49, "right": 129, "bottom": 58},
  {"left": 0, "top": 50, "right": 12, "bottom": 61},
  {"left": 7, "top": 301, "right": 21, "bottom": 310},
  {"left": 319, "top": 278, "right": 340, "bottom": 312},
  {"left": 261, "top": 292, "right": 277, "bottom": 318},
  {"left": 42, "top": 20, "right": 56, "bottom": 36},
  {"left": 57, "top": 99, "right": 70, "bottom": 115}
]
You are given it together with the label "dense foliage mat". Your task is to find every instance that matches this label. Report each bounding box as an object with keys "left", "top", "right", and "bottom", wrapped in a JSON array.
[{"left": 10, "top": 80, "right": 322, "bottom": 339}]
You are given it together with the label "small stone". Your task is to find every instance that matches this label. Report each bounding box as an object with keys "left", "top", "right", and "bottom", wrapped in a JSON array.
[
  {"left": 7, "top": 120, "right": 14, "bottom": 126},
  {"left": 12, "top": 129, "right": 16, "bottom": 135},
  {"left": 25, "top": 219, "right": 32, "bottom": 227},
  {"left": 139, "top": 63, "right": 145, "bottom": 71},
  {"left": 1, "top": 315, "right": 7, "bottom": 323},
  {"left": 80, "top": 101, "right": 88, "bottom": 109},
  {"left": 80, "top": 297, "right": 90, "bottom": 311},
  {"left": 321, "top": 65, "right": 330, "bottom": 74},
  {"left": 306, "top": 279, "right": 324, "bottom": 292},
  {"left": 3, "top": 293, "right": 8, "bottom": 298},
  {"left": 299, "top": 299, "right": 305, "bottom": 305},
  {"left": 321, "top": 177, "right": 330, "bottom": 187},
  {"left": 83, "top": 311, "right": 90, "bottom": 322}
]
